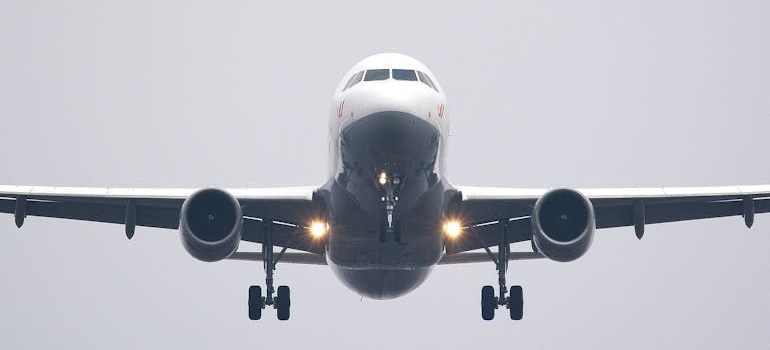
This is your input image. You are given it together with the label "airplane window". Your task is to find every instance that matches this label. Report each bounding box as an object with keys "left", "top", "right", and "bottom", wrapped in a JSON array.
[
  {"left": 417, "top": 71, "right": 438, "bottom": 92},
  {"left": 343, "top": 71, "right": 364, "bottom": 91},
  {"left": 364, "top": 69, "right": 389, "bottom": 81},
  {"left": 392, "top": 69, "right": 418, "bottom": 81}
]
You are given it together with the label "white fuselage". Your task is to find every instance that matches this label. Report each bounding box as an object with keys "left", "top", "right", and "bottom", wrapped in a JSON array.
[
  {"left": 321, "top": 54, "right": 454, "bottom": 299},
  {"left": 328, "top": 53, "right": 450, "bottom": 178}
]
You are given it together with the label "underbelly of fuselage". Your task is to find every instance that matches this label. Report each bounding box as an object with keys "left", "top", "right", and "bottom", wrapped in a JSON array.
[{"left": 325, "top": 111, "right": 451, "bottom": 299}]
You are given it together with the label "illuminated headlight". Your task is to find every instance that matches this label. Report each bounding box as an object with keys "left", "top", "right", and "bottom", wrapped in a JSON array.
[
  {"left": 309, "top": 221, "right": 329, "bottom": 238},
  {"left": 443, "top": 220, "right": 462, "bottom": 238},
  {"left": 378, "top": 172, "right": 388, "bottom": 186}
]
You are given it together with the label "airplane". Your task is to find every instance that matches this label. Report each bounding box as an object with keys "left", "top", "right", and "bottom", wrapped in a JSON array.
[{"left": 1, "top": 52, "right": 769, "bottom": 321}]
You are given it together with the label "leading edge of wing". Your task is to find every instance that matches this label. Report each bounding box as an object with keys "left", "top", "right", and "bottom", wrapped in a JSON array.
[
  {"left": 0, "top": 185, "right": 317, "bottom": 201},
  {"left": 457, "top": 184, "right": 770, "bottom": 201}
]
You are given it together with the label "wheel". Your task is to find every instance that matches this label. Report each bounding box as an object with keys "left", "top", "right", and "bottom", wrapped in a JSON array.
[
  {"left": 481, "top": 285, "right": 496, "bottom": 321},
  {"left": 393, "top": 219, "right": 402, "bottom": 243},
  {"left": 248, "top": 285, "right": 263, "bottom": 320},
  {"left": 378, "top": 221, "right": 387, "bottom": 242},
  {"left": 508, "top": 285, "right": 523, "bottom": 320},
  {"left": 276, "top": 285, "right": 291, "bottom": 321}
]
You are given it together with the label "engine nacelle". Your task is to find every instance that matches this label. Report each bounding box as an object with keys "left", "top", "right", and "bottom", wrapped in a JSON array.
[
  {"left": 179, "top": 188, "right": 243, "bottom": 262},
  {"left": 531, "top": 188, "right": 595, "bottom": 262}
]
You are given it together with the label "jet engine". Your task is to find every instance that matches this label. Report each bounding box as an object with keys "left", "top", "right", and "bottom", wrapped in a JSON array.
[
  {"left": 179, "top": 188, "right": 243, "bottom": 262},
  {"left": 531, "top": 188, "right": 595, "bottom": 262}
]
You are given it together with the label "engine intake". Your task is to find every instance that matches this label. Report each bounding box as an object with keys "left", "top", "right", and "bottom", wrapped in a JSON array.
[
  {"left": 179, "top": 188, "right": 243, "bottom": 262},
  {"left": 532, "top": 188, "right": 595, "bottom": 262}
]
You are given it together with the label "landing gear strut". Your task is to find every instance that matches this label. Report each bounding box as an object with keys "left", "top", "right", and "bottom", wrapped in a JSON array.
[
  {"left": 378, "top": 172, "right": 402, "bottom": 244},
  {"left": 480, "top": 220, "right": 523, "bottom": 321},
  {"left": 248, "top": 220, "right": 291, "bottom": 321}
]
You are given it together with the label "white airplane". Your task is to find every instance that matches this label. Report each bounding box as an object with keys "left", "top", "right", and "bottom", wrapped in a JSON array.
[{"left": 2, "top": 53, "right": 769, "bottom": 321}]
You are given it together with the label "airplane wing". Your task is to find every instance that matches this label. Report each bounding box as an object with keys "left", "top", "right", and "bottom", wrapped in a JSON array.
[
  {"left": 447, "top": 184, "right": 770, "bottom": 254},
  {"left": 0, "top": 185, "right": 325, "bottom": 254}
]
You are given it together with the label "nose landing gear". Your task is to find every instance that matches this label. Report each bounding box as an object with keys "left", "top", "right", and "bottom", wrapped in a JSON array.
[
  {"left": 378, "top": 171, "right": 403, "bottom": 244},
  {"left": 379, "top": 219, "right": 402, "bottom": 243}
]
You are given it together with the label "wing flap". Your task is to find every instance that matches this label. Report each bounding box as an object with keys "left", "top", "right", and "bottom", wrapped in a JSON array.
[
  {"left": 241, "top": 219, "right": 324, "bottom": 254},
  {"left": 439, "top": 251, "right": 544, "bottom": 265},
  {"left": 227, "top": 251, "right": 327, "bottom": 265},
  {"left": 445, "top": 219, "right": 532, "bottom": 255}
]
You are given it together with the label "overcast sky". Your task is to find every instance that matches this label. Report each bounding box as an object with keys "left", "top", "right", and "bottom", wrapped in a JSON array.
[{"left": 1, "top": 0, "right": 769, "bottom": 348}]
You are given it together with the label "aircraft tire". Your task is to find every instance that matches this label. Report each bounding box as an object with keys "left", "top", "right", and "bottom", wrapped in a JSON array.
[
  {"left": 393, "top": 219, "right": 402, "bottom": 243},
  {"left": 248, "top": 285, "right": 263, "bottom": 320},
  {"left": 276, "top": 285, "right": 291, "bottom": 321},
  {"left": 481, "top": 285, "right": 495, "bottom": 320},
  {"left": 508, "top": 286, "right": 523, "bottom": 320},
  {"left": 378, "top": 221, "right": 387, "bottom": 242}
]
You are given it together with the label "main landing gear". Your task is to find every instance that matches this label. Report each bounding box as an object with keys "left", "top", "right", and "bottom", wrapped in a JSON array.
[
  {"left": 248, "top": 220, "right": 291, "bottom": 321},
  {"left": 479, "top": 220, "right": 523, "bottom": 321}
]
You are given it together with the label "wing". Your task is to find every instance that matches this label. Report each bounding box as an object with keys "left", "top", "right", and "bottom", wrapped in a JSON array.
[
  {"left": 0, "top": 185, "right": 324, "bottom": 254},
  {"left": 447, "top": 184, "right": 770, "bottom": 254}
]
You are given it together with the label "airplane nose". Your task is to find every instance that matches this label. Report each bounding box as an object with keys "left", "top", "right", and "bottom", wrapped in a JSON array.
[
  {"left": 341, "top": 111, "right": 438, "bottom": 162},
  {"left": 342, "top": 81, "right": 436, "bottom": 122}
]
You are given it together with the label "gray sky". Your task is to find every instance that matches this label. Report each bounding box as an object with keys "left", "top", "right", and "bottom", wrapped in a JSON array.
[{"left": 1, "top": 0, "right": 770, "bottom": 348}]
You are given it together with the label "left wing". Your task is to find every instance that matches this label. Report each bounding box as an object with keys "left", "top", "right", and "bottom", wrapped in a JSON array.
[
  {"left": 447, "top": 184, "right": 770, "bottom": 254},
  {"left": 0, "top": 185, "right": 323, "bottom": 254}
]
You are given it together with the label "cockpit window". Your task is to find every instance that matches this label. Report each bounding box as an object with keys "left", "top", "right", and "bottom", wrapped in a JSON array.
[
  {"left": 392, "top": 69, "right": 418, "bottom": 81},
  {"left": 343, "top": 71, "right": 364, "bottom": 91},
  {"left": 417, "top": 71, "right": 438, "bottom": 92},
  {"left": 364, "top": 69, "right": 390, "bottom": 81}
]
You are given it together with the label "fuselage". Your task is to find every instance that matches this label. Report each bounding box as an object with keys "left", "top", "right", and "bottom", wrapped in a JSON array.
[{"left": 322, "top": 53, "right": 453, "bottom": 299}]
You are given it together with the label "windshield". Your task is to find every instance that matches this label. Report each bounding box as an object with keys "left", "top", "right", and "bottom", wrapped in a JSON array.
[
  {"left": 364, "top": 69, "right": 390, "bottom": 81},
  {"left": 417, "top": 71, "right": 438, "bottom": 92},
  {"left": 343, "top": 71, "right": 364, "bottom": 91},
  {"left": 392, "top": 69, "right": 418, "bottom": 81}
]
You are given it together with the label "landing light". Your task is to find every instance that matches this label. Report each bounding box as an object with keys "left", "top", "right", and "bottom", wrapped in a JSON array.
[
  {"left": 443, "top": 220, "right": 463, "bottom": 239},
  {"left": 378, "top": 172, "right": 388, "bottom": 186},
  {"left": 309, "top": 221, "right": 328, "bottom": 238}
]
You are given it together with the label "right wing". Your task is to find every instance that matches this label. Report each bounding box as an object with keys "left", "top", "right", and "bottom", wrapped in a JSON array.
[{"left": 0, "top": 185, "right": 324, "bottom": 254}]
